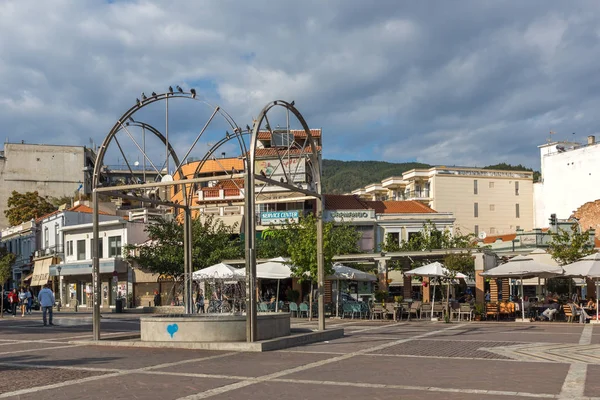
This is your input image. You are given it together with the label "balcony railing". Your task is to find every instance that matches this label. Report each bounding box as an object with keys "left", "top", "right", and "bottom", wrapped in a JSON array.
[
  {"left": 197, "top": 188, "right": 245, "bottom": 201},
  {"left": 398, "top": 190, "right": 430, "bottom": 200}
]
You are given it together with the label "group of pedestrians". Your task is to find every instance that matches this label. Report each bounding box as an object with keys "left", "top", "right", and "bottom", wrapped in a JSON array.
[
  {"left": 7, "top": 286, "right": 33, "bottom": 316},
  {"left": 5, "top": 283, "right": 55, "bottom": 326}
]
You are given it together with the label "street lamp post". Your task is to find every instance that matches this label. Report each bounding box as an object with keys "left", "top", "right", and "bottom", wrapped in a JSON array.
[{"left": 56, "top": 266, "right": 62, "bottom": 311}]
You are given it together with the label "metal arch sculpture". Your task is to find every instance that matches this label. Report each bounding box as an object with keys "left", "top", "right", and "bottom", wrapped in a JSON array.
[
  {"left": 245, "top": 100, "right": 325, "bottom": 340},
  {"left": 90, "top": 90, "right": 245, "bottom": 340}
]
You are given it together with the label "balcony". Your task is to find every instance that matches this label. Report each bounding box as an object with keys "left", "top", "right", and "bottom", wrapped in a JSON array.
[
  {"left": 381, "top": 176, "right": 407, "bottom": 189},
  {"left": 197, "top": 188, "right": 245, "bottom": 202},
  {"left": 400, "top": 190, "right": 430, "bottom": 200}
]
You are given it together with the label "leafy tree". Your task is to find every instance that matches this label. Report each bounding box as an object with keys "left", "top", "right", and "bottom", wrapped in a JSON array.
[
  {"left": 4, "top": 191, "right": 57, "bottom": 226},
  {"left": 548, "top": 223, "right": 594, "bottom": 266},
  {"left": 124, "top": 215, "right": 242, "bottom": 302},
  {"left": 381, "top": 221, "right": 475, "bottom": 319},
  {"left": 261, "top": 213, "right": 361, "bottom": 318},
  {"left": 0, "top": 247, "right": 16, "bottom": 318}
]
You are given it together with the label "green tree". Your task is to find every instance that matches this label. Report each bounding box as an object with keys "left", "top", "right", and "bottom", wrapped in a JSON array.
[
  {"left": 548, "top": 223, "right": 594, "bottom": 266},
  {"left": 4, "top": 191, "right": 57, "bottom": 226},
  {"left": 0, "top": 248, "right": 16, "bottom": 318},
  {"left": 124, "top": 215, "right": 242, "bottom": 302},
  {"left": 265, "top": 213, "right": 361, "bottom": 318}
]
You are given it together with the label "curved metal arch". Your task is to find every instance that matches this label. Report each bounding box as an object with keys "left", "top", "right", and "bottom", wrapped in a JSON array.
[
  {"left": 185, "top": 129, "right": 252, "bottom": 206},
  {"left": 248, "top": 100, "right": 322, "bottom": 196},
  {"left": 108, "top": 121, "right": 184, "bottom": 184},
  {"left": 92, "top": 92, "right": 244, "bottom": 190}
]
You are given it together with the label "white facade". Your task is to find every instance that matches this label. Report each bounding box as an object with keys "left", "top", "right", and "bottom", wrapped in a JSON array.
[{"left": 534, "top": 137, "right": 600, "bottom": 227}]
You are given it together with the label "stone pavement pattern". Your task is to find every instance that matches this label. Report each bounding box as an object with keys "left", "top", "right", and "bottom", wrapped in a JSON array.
[{"left": 0, "top": 314, "right": 599, "bottom": 399}]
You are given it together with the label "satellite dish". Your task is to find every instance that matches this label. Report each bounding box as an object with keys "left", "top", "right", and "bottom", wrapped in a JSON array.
[
  {"left": 478, "top": 231, "right": 487, "bottom": 240},
  {"left": 161, "top": 174, "right": 173, "bottom": 182}
]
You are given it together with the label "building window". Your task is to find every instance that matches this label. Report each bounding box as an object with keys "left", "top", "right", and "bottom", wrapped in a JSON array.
[
  {"left": 44, "top": 227, "right": 49, "bottom": 249},
  {"left": 474, "top": 225, "right": 479, "bottom": 236},
  {"left": 516, "top": 203, "right": 520, "bottom": 218},
  {"left": 516, "top": 225, "right": 521, "bottom": 230},
  {"left": 91, "top": 238, "right": 103, "bottom": 259},
  {"left": 489, "top": 182, "right": 494, "bottom": 188},
  {"left": 490, "top": 227, "right": 496, "bottom": 234},
  {"left": 66, "top": 240, "right": 73, "bottom": 256},
  {"left": 387, "top": 232, "right": 400, "bottom": 245},
  {"left": 489, "top": 204, "right": 495, "bottom": 211},
  {"left": 515, "top": 181, "right": 519, "bottom": 196},
  {"left": 474, "top": 202, "right": 479, "bottom": 218},
  {"left": 474, "top": 180, "right": 478, "bottom": 195},
  {"left": 76, "top": 240, "right": 86, "bottom": 260},
  {"left": 109, "top": 236, "right": 122, "bottom": 257}
]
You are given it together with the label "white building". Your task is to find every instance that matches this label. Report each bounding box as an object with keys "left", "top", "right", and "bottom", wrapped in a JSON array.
[
  {"left": 534, "top": 136, "right": 600, "bottom": 227},
  {"left": 50, "top": 218, "right": 149, "bottom": 308}
]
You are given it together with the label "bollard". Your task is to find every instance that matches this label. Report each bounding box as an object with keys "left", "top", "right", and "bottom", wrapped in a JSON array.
[{"left": 74, "top": 299, "right": 78, "bottom": 312}]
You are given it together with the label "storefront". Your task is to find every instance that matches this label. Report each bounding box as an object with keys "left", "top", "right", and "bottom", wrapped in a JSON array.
[{"left": 49, "top": 259, "right": 129, "bottom": 308}]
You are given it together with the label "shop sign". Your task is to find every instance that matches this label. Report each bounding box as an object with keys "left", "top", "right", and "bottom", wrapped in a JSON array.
[
  {"left": 324, "top": 209, "right": 375, "bottom": 222},
  {"left": 260, "top": 210, "right": 300, "bottom": 225}
]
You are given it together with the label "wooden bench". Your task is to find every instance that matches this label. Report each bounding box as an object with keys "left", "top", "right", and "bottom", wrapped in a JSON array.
[{"left": 486, "top": 302, "right": 499, "bottom": 321}]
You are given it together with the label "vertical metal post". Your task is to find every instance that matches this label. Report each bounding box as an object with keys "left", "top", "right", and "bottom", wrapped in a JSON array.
[
  {"left": 142, "top": 126, "right": 146, "bottom": 183},
  {"left": 245, "top": 168, "right": 257, "bottom": 342},
  {"left": 185, "top": 206, "right": 193, "bottom": 314},
  {"left": 316, "top": 197, "right": 325, "bottom": 331},
  {"left": 183, "top": 205, "right": 190, "bottom": 314},
  {"left": 92, "top": 191, "right": 101, "bottom": 340},
  {"left": 165, "top": 96, "right": 169, "bottom": 175}
]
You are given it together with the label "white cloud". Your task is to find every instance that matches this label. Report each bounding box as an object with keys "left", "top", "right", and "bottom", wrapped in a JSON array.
[{"left": 0, "top": 0, "right": 598, "bottom": 172}]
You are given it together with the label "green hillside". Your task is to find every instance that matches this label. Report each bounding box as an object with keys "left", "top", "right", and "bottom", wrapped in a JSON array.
[
  {"left": 321, "top": 160, "right": 539, "bottom": 194},
  {"left": 321, "top": 160, "right": 430, "bottom": 194}
]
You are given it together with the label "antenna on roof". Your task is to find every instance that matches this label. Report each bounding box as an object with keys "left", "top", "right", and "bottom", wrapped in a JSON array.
[{"left": 547, "top": 130, "right": 556, "bottom": 143}]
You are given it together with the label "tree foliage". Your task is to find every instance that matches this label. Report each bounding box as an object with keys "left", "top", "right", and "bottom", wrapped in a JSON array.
[
  {"left": 257, "top": 213, "right": 362, "bottom": 281},
  {"left": 4, "top": 191, "right": 57, "bottom": 226},
  {"left": 547, "top": 223, "right": 595, "bottom": 266},
  {"left": 0, "top": 247, "right": 16, "bottom": 318},
  {"left": 483, "top": 163, "right": 541, "bottom": 182},
  {"left": 124, "top": 215, "right": 242, "bottom": 280}
]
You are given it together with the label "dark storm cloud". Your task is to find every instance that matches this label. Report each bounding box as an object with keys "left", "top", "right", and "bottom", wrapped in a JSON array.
[{"left": 0, "top": 0, "right": 598, "bottom": 169}]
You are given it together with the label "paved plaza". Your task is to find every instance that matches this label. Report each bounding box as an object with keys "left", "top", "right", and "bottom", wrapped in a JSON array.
[{"left": 0, "top": 314, "right": 599, "bottom": 399}]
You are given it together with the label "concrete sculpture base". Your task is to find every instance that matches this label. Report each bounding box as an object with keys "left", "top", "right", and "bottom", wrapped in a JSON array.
[{"left": 140, "top": 313, "right": 291, "bottom": 342}]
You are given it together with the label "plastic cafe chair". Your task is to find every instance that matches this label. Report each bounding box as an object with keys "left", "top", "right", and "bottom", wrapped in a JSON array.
[
  {"left": 299, "top": 302, "right": 309, "bottom": 318},
  {"left": 288, "top": 302, "right": 298, "bottom": 317}
]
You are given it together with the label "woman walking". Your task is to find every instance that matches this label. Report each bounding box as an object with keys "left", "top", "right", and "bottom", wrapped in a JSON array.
[
  {"left": 26, "top": 287, "right": 33, "bottom": 315},
  {"left": 18, "top": 287, "right": 28, "bottom": 317},
  {"left": 7, "top": 288, "right": 18, "bottom": 317}
]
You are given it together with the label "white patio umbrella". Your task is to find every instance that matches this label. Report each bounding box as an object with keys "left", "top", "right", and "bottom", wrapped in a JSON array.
[
  {"left": 563, "top": 252, "right": 600, "bottom": 322},
  {"left": 256, "top": 257, "right": 293, "bottom": 311},
  {"left": 192, "top": 263, "right": 244, "bottom": 280},
  {"left": 404, "top": 262, "right": 467, "bottom": 320},
  {"left": 481, "top": 255, "right": 564, "bottom": 321},
  {"left": 326, "top": 263, "right": 376, "bottom": 317}
]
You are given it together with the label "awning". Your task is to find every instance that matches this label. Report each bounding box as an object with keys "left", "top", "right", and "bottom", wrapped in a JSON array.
[
  {"left": 31, "top": 257, "right": 53, "bottom": 287},
  {"left": 22, "top": 273, "right": 33, "bottom": 282},
  {"left": 49, "top": 259, "right": 128, "bottom": 277}
]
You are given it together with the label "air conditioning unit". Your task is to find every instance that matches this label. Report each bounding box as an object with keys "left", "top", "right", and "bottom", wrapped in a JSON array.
[{"left": 34, "top": 251, "right": 40, "bottom": 258}]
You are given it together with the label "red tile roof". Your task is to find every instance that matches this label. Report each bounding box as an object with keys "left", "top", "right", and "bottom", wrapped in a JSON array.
[
  {"left": 36, "top": 204, "right": 112, "bottom": 222},
  {"left": 364, "top": 200, "right": 437, "bottom": 214},
  {"left": 257, "top": 129, "right": 322, "bottom": 140},
  {"left": 324, "top": 195, "right": 370, "bottom": 210},
  {"left": 482, "top": 233, "right": 517, "bottom": 244}
]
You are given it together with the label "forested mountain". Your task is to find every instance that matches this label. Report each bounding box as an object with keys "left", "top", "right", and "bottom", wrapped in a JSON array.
[
  {"left": 321, "top": 160, "right": 539, "bottom": 194},
  {"left": 321, "top": 160, "right": 430, "bottom": 194}
]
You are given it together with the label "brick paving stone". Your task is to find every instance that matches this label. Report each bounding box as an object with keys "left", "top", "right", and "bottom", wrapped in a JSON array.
[
  {"left": 155, "top": 351, "right": 334, "bottom": 377},
  {"left": 585, "top": 365, "right": 600, "bottom": 397},
  {"left": 290, "top": 334, "right": 416, "bottom": 353},
  {"left": 287, "top": 356, "right": 569, "bottom": 395},
  {"left": 3, "top": 345, "right": 228, "bottom": 370},
  {"left": 10, "top": 372, "right": 239, "bottom": 400},
  {"left": 210, "top": 381, "right": 532, "bottom": 400},
  {"left": 427, "top": 330, "right": 580, "bottom": 344},
  {"left": 0, "top": 367, "right": 107, "bottom": 395},
  {"left": 368, "top": 339, "right": 515, "bottom": 359},
  {"left": 0, "top": 341, "right": 79, "bottom": 354}
]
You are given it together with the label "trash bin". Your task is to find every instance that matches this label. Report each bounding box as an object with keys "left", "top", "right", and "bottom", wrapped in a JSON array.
[{"left": 115, "top": 298, "right": 124, "bottom": 313}]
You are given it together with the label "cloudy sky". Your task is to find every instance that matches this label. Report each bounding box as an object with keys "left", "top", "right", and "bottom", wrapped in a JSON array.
[{"left": 1, "top": 0, "right": 599, "bottom": 170}]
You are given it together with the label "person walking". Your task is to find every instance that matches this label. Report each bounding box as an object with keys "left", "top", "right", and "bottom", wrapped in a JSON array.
[
  {"left": 37, "top": 284, "right": 55, "bottom": 326},
  {"left": 18, "top": 287, "right": 27, "bottom": 317},
  {"left": 196, "top": 289, "right": 205, "bottom": 313},
  {"left": 7, "top": 288, "right": 18, "bottom": 317},
  {"left": 25, "top": 287, "right": 33, "bottom": 315}
]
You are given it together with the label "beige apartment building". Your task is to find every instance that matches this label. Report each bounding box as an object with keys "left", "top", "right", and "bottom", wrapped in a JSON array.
[{"left": 352, "top": 166, "right": 534, "bottom": 237}]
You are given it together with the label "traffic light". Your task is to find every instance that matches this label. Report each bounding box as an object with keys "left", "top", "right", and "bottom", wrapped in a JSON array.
[{"left": 549, "top": 213, "right": 557, "bottom": 226}]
